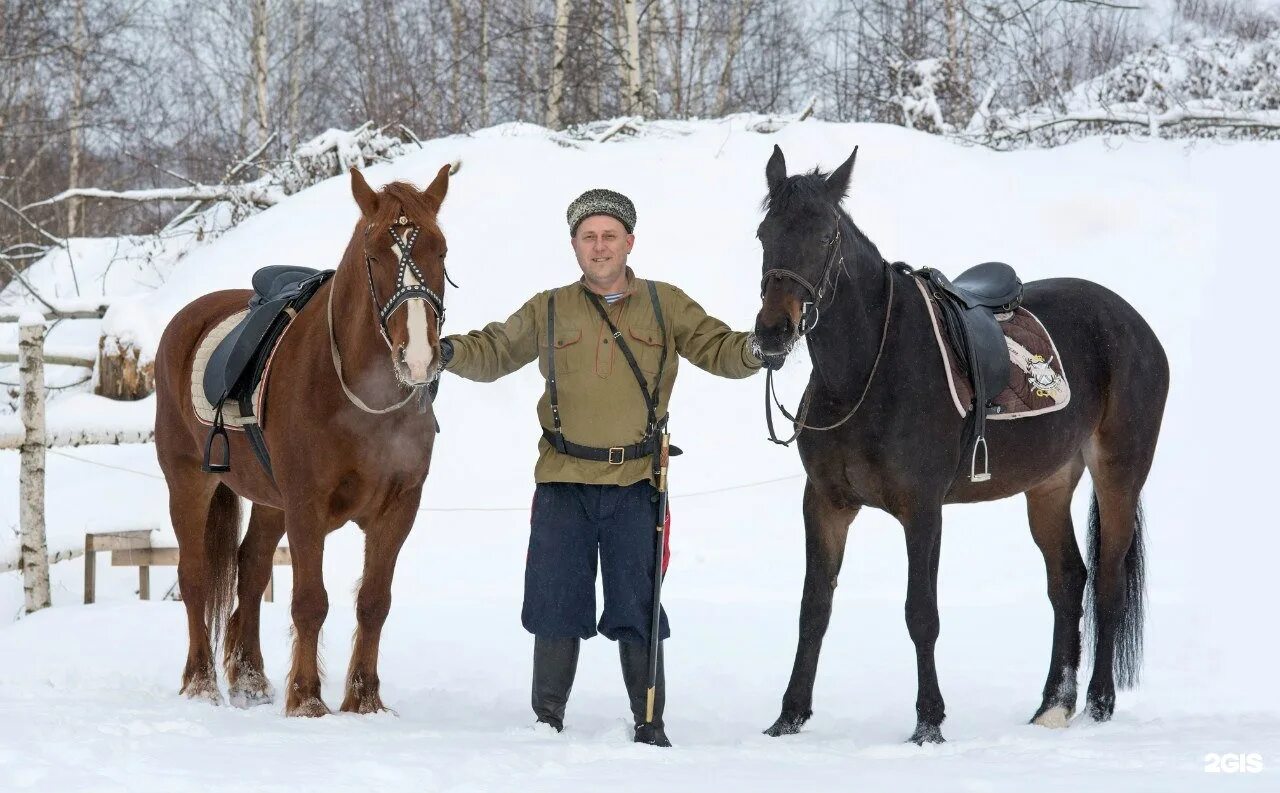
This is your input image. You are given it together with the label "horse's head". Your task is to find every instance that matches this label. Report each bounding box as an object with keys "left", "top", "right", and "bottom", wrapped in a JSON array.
[
  {"left": 753, "top": 144, "right": 857, "bottom": 359},
  {"left": 349, "top": 165, "right": 451, "bottom": 387}
]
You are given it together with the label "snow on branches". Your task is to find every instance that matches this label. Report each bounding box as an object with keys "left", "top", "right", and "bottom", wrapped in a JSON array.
[{"left": 972, "top": 32, "right": 1280, "bottom": 147}]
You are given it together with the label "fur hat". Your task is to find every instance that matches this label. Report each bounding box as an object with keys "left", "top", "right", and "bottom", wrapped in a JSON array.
[{"left": 566, "top": 188, "right": 636, "bottom": 235}]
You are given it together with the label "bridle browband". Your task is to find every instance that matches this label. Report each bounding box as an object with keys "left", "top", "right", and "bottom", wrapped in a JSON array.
[{"left": 759, "top": 207, "right": 897, "bottom": 446}]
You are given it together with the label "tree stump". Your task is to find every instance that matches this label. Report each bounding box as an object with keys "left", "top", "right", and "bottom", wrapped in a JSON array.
[{"left": 96, "top": 336, "right": 154, "bottom": 400}]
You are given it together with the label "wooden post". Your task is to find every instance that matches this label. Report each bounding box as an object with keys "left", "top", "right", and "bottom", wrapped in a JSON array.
[
  {"left": 19, "top": 317, "right": 50, "bottom": 614},
  {"left": 84, "top": 539, "right": 96, "bottom": 605}
]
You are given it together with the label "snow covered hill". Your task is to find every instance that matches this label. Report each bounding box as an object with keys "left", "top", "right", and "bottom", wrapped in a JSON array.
[{"left": 0, "top": 118, "right": 1275, "bottom": 792}]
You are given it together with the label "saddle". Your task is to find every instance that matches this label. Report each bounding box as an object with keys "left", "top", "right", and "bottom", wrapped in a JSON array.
[
  {"left": 202, "top": 265, "right": 334, "bottom": 477},
  {"left": 916, "top": 262, "right": 1023, "bottom": 482}
]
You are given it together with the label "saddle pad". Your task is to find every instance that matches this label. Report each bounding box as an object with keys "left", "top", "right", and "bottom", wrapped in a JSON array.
[
  {"left": 914, "top": 279, "right": 1071, "bottom": 420},
  {"left": 191, "top": 310, "right": 270, "bottom": 429}
]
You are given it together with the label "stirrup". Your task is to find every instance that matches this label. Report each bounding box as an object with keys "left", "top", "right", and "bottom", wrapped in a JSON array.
[
  {"left": 969, "top": 435, "right": 991, "bottom": 483},
  {"left": 202, "top": 409, "right": 231, "bottom": 474}
]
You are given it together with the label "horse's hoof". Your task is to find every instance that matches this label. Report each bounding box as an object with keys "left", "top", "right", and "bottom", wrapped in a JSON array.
[
  {"left": 180, "top": 677, "right": 224, "bottom": 706},
  {"left": 285, "top": 697, "right": 331, "bottom": 717},
  {"left": 1031, "top": 704, "right": 1074, "bottom": 729},
  {"left": 908, "top": 722, "right": 945, "bottom": 745},
  {"left": 763, "top": 712, "right": 809, "bottom": 737},
  {"left": 340, "top": 695, "right": 389, "bottom": 715},
  {"left": 1086, "top": 698, "right": 1114, "bottom": 723},
  {"left": 228, "top": 672, "right": 275, "bottom": 709}
]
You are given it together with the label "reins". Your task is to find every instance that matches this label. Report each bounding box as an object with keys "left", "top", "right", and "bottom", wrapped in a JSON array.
[
  {"left": 762, "top": 212, "right": 900, "bottom": 447},
  {"left": 329, "top": 212, "right": 452, "bottom": 415},
  {"left": 328, "top": 265, "right": 422, "bottom": 414}
]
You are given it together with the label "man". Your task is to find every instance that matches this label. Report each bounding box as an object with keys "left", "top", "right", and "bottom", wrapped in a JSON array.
[{"left": 440, "top": 189, "right": 763, "bottom": 747}]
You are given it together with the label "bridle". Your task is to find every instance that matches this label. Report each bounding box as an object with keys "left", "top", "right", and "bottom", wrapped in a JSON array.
[
  {"left": 759, "top": 210, "right": 845, "bottom": 337},
  {"left": 759, "top": 208, "right": 897, "bottom": 446},
  {"left": 328, "top": 211, "right": 458, "bottom": 415},
  {"left": 364, "top": 213, "right": 452, "bottom": 352}
]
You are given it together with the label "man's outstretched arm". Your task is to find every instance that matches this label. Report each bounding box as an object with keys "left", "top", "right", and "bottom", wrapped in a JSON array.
[
  {"left": 442, "top": 293, "right": 542, "bottom": 382},
  {"left": 665, "top": 284, "right": 763, "bottom": 378}
]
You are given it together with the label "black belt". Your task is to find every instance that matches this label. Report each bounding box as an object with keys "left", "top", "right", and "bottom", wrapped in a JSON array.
[{"left": 541, "top": 427, "right": 683, "bottom": 465}]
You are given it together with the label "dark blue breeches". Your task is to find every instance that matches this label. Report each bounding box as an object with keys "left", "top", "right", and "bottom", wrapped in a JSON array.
[{"left": 522, "top": 481, "right": 670, "bottom": 644}]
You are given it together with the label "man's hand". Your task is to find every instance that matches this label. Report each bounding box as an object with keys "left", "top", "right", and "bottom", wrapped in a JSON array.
[{"left": 439, "top": 338, "right": 454, "bottom": 367}]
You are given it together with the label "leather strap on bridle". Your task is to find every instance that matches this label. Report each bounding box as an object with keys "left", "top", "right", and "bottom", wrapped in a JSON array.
[
  {"left": 330, "top": 213, "right": 454, "bottom": 415},
  {"left": 328, "top": 267, "right": 422, "bottom": 414},
  {"left": 365, "top": 220, "right": 447, "bottom": 352},
  {"left": 764, "top": 254, "right": 900, "bottom": 447},
  {"left": 760, "top": 211, "right": 845, "bottom": 336}
]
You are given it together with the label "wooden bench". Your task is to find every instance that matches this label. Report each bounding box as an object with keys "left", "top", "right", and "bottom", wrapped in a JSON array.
[{"left": 84, "top": 529, "right": 291, "bottom": 604}]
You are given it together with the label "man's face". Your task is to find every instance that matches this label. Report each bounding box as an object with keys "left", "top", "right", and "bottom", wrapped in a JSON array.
[{"left": 572, "top": 215, "right": 634, "bottom": 288}]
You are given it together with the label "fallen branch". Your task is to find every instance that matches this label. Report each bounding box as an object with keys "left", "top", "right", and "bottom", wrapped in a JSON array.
[
  {"left": 23, "top": 183, "right": 284, "bottom": 212},
  {"left": 595, "top": 116, "right": 641, "bottom": 143},
  {"left": 0, "top": 197, "right": 64, "bottom": 247}
]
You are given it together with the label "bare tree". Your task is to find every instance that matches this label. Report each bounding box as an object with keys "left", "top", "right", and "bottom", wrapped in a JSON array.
[
  {"left": 621, "top": 0, "right": 642, "bottom": 113},
  {"left": 547, "top": 0, "right": 572, "bottom": 128}
]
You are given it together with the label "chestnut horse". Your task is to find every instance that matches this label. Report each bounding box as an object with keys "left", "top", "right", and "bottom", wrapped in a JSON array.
[
  {"left": 153, "top": 166, "right": 451, "bottom": 715},
  {"left": 752, "top": 146, "right": 1168, "bottom": 743}
]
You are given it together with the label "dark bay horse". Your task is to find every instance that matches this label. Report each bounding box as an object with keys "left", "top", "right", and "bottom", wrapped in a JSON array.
[
  {"left": 752, "top": 145, "right": 1168, "bottom": 744},
  {"left": 153, "top": 166, "right": 451, "bottom": 716}
]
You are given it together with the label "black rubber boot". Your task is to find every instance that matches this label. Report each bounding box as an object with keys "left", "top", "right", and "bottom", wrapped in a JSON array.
[
  {"left": 532, "top": 635, "right": 580, "bottom": 732},
  {"left": 619, "top": 639, "right": 671, "bottom": 747}
]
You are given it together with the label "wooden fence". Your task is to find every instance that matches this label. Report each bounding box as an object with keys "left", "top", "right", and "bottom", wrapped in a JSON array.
[{"left": 1, "top": 308, "right": 153, "bottom": 614}]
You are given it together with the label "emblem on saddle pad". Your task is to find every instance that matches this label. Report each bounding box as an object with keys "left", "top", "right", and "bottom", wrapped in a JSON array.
[{"left": 1025, "top": 354, "right": 1064, "bottom": 398}]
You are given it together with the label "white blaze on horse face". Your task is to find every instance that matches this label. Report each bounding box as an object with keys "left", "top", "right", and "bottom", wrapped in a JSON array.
[
  {"left": 391, "top": 227, "right": 435, "bottom": 384},
  {"left": 400, "top": 267, "right": 435, "bottom": 382}
]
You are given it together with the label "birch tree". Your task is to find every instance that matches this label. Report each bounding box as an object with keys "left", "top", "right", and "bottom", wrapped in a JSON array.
[
  {"left": 251, "top": 0, "right": 270, "bottom": 147},
  {"left": 546, "top": 0, "right": 572, "bottom": 129}
]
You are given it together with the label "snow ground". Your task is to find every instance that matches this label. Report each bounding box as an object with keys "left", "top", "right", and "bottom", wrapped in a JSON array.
[{"left": 1, "top": 120, "right": 1277, "bottom": 791}]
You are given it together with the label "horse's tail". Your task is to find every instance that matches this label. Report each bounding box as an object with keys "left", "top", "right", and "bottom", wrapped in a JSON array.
[
  {"left": 1084, "top": 491, "right": 1147, "bottom": 689},
  {"left": 205, "top": 482, "right": 241, "bottom": 653}
]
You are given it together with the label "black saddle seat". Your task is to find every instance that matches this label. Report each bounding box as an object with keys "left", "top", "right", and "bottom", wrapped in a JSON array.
[
  {"left": 948, "top": 261, "right": 1022, "bottom": 311},
  {"left": 250, "top": 265, "right": 325, "bottom": 306}
]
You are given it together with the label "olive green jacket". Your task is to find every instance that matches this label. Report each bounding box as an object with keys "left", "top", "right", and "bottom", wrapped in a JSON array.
[{"left": 444, "top": 268, "right": 762, "bottom": 485}]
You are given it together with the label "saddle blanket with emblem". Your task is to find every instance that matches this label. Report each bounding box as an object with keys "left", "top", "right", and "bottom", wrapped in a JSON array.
[{"left": 913, "top": 279, "right": 1071, "bottom": 420}]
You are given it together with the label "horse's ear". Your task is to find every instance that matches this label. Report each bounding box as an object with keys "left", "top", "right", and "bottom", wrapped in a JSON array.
[
  {"left": 350, "top": 167, "right": 379, "bottom": 217},
  {"left": 424, "top": 164, "right": 450, "bottom": 208},
  {"left": 825, "top": 147, "right": 858, "bottom": 203},
  {"left": 766, "top": 144, "right": 787, "bottom": 196}
]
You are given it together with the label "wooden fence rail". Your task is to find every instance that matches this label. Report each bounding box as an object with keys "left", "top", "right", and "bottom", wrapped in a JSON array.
[{"left": 0, "top": 305, "right": 154, "bottom": 614}]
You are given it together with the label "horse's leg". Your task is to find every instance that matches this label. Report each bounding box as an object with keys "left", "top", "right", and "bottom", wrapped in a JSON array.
[
  {"left": 341, "top": 498, "right": 417, "bottom": 714},
  {"left": 1083, "top": 434, "right": 1153, "bottom": 722},
  {"left": 166, "top": 467, "right": 240, "bottom": 704},
  {"left": 226, "top": 503, "right": 287, "bottom": 708},
  {"left": 764, "top": 480, "right": 859, "bottom": 736},
  {"left": 284, "top": 513, "right": 331, "bottom": 717},
  {"left": 168, "top": 467, "right": 223, "bottom": 703},
  {"left": 900, "top": 503, "right": 945, "bottom": 744},
  {"left": 1026, "top": 455, "right": 1088, "bottom": 727}
]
